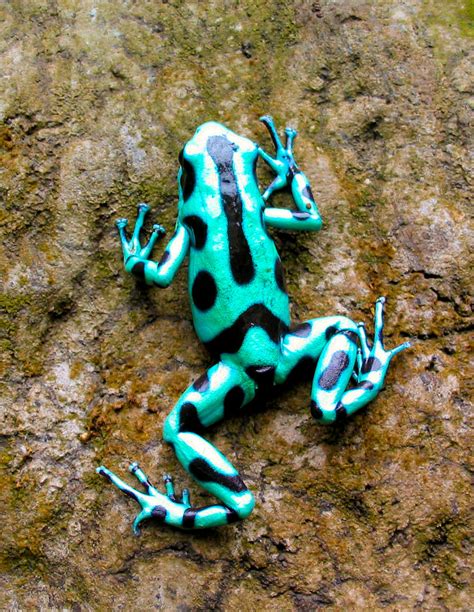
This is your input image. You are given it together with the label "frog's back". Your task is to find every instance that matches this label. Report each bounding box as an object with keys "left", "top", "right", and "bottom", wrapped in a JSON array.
[{"left": 178, "top": 122, "right": 290, "bottom": 367}]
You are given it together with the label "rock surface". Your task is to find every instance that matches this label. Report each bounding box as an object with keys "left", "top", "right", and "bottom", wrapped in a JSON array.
[{"left": 1, "top": 1, "right": 472, "bottom": 609}]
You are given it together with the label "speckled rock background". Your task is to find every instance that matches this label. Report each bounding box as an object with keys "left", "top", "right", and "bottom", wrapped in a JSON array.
[{"left": 1, "top": 1, "right": 472, "bottom": 609}]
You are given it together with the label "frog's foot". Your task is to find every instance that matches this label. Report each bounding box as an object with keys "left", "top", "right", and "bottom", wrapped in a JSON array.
[
  {"left": 97, "top": 461, "right": 248, "bottom": 532},
  {"left": 260, "top": 115, "right": 288, "bottom": 158},
  {"left": 260, "top": 116, "right": 299, "bottom": 164},
  {"left": 357, "top": 297, "right": 411, "bottom": 377},
  {"left": 258, "top": 117, "right": 295, "bottom": 200},
  {"left": 96, "top": 463, "right": 190, "bottom": 535},
  {"left": 115, "top": 203, "right": 166, "bottom": 263},
  {"left": 258, "top": 116, "right": 318, "bottom": 215}
]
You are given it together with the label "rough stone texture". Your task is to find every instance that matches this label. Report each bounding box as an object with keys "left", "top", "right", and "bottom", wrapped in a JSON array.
[{"left": 1, "top": 1, "right": 472, "bottom": 609}]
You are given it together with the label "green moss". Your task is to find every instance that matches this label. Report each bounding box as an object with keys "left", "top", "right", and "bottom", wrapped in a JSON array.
[
  {"left": 421, "top": 0, "right": 474, "bottom": 68},
  {"left": 361, "top": 253, "right": 390, "bottom": 265},
  {"left": 0, "top": 292, "right": 31, "bottom": 315},
  {"left": 424, "top": 0, "right": 474, "bottom": 39},
  {"left": 460, "top": 2, "right": 474, "bottom": 37}
]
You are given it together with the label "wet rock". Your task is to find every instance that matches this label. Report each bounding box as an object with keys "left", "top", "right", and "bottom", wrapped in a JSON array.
[{"left": 1, "top": 1, "right": 472, "bottom": 609}]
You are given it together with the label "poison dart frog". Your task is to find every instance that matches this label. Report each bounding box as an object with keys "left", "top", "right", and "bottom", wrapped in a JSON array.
[{"left": 97, "top": 116, "right": 410, "bottom": 533}]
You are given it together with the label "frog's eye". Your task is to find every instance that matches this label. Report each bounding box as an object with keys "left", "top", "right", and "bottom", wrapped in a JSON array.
[{"left": 178, "top": 148, "right": 196, "bottom": 202}]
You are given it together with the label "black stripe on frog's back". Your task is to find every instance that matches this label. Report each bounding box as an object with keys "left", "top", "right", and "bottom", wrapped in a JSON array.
[{"left": 206, "top": 135, "right": 255, "bottom": 285}]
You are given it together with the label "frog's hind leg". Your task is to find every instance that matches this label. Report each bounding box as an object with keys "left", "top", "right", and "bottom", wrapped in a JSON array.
[
  {"left": 276, "top": 298, "right": 410, "bottom": 423},
  {"left": 98, "top": 362, "right": 257, "bottom": 532},
  {"left": 162, "top": 362, "right": 257, "bottom": 529}
]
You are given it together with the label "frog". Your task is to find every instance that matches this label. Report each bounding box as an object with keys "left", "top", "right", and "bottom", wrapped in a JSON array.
[{"left": 97, "top": 116, "right": 410, "bottom": 533}]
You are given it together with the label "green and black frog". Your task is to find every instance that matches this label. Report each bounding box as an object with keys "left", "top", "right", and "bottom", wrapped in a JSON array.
[{"left": 97, "top": 116, "right": 410, "bottom": 533}]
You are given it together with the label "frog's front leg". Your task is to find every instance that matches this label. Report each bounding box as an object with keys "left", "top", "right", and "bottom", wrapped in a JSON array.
[
  {"left": 98, "top": 362, "right": 257, "bottom": 532},
  {"left": 117, "top": 203, "right": 190, "bottom": 287},
  {"left": 258, "top": 116, "right": 322, "bottom": 232},
  {"left": 276, "top": 298, "right": 410, "bottom": 423}
]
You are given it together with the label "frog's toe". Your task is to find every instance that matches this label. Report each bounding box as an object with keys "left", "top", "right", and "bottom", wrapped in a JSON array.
[
  {"left": 356, "top": 321, "right": 371, "bottom": 358},
  {"left": 390, "top": 340, "right": 411, "bottom": 357},
  {"left": 351, "top": 348, "right": 363, "bottom": 383},
  {"left": 260, "top": 115, "right": 286, "bottom": 153},
  {"left": 129, "top": 202, "right": 151, "bottom": 247},
  {"left": 163, "top": 474, "right": 178, "bottom": 501},
  {"left": 115, "top": 219, "right": 132, "bottom": 256},
  {"left": 359, "top": 298, "right": 411, "bottom": 373},
  {"left": 374, "top": 296, "right": 386, "bottom": 343},
  {"left": 285, "top": 127, "right": 297, "bottom": 153},
  {"left": 181, "top": 488, "right": 191, "bottom": 507},
  {"left": 133, "top": 505, "right": 171, "bottom": 535},
  {"left": 162, "top": 474, "right": 192, "bottom": 506},
  {"left": 133, "top": 509, "right": 150, "bottom": 535},
  {"left": 372, "top": 297, "right": 409, "bottom": 357},
  {"left": 139, "top": 223, "right": 166, "bottom": 258},
  {"left": 259, "top": 114, "right": 274, "bottom": 125},
  {"left": 96, "top": 464, "right": 146, "bottom": 505},
  {"left": 137, "top": 202, "right": 150, "bottom": 214},
  {"left": 128, "top": 461, "right": 160, "bottom": 496}
]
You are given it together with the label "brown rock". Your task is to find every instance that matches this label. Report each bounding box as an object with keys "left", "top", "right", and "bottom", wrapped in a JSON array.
[{"left": 1, "top": 1, "right": 472, "bottom": 609}]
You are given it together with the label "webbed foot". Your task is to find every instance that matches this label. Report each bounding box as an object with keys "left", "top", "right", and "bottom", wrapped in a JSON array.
[
  {"left": 259, "top": 117, "right": 297, "bottom": 201},
  {"left": 258, "top": 116, "right": 318, "bottom": 215},
  {"left": 116, "top": 203, "right": 166, "bottom": 265},
  {"left": 356, "top": 297, "right": 411, "bottom": 384},
  {"left": 97, "top": 463, "right": 188, "bottom": 535}
]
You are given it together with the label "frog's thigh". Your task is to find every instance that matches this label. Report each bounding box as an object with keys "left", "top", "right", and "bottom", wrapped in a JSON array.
[
  {"left": 276, "top": 316, "right": 356, "bottom": 383},
  {"left": 163, "top": 362, "right": 256, "bottom": 518},
  {"left": 276, "top": 316, "right": 358, "bottom": 422}
]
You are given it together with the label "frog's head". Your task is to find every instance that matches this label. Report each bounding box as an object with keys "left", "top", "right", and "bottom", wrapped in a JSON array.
[
  {"left": 177, "top": 121, "right": 257, "bottom": 211},
  {"left": 187, "top": 121, "right": 242, "bottom": 155},
  {"left": 176, "top": 123, "right": 227, "bottom": 208}
]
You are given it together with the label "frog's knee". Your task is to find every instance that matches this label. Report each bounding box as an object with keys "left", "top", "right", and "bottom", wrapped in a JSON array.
[
  {"left": 163, "top": 402, "right": 206, "bottom": 443},
  {"left": 232, "top": 490, "right": 256, "bottom": 520}
]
